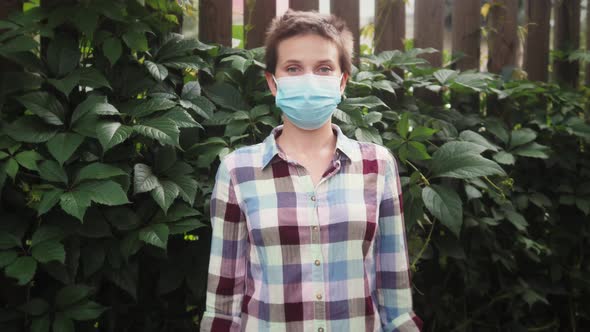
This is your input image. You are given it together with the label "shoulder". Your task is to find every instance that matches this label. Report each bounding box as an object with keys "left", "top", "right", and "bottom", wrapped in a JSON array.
[{"left": 218, "top": 142, "right": 265, "bottom": 173}]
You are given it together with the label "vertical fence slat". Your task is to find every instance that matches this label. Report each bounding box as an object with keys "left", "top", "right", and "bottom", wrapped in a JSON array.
[
  {"left": 289, "top": 0, "right": 319, "bottom": 11},
  {"left": 245, "top": 0, "right": 276, "bottom": 49},
  {"left": 414, "top": 0, "right": 443, "bottom": 67},
  {"left": 330, "top": 0, "right": 360, "bottom": 60},
  {"left": 374, "top": 0, "right": 405, "bottom": 53},
  {"left": 199, "top": 0, "right": 232, "bottom": 46},
  {"left": 487, "top": 0, "right": 518, "bottom": 74},
  {"left": 554, "top": 0, "right": 581, "bottom": 88},
  {"left": 523, "top": 0, "right": 551, "bottom": 82},
  {"left": 452, "top": 0, "right": 481, "bottom": 71}
]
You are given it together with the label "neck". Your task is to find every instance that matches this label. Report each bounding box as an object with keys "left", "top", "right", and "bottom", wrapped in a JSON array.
[{"left": 277, "top": 117, "right": 336, "bottom": 157}]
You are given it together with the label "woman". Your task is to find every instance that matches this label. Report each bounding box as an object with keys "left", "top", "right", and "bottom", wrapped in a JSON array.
[{"left": 200, "top": 10, "right": 421, "bottom": 332}]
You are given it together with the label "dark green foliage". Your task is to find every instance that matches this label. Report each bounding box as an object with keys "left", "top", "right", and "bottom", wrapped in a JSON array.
[{"left": 0, "top": 1, "right": 589, "bottom": 331}]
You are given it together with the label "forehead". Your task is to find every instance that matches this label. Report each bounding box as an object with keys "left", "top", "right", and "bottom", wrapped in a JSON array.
[{"left": 276, "top": 33, "right": 340, "bottom": 65}]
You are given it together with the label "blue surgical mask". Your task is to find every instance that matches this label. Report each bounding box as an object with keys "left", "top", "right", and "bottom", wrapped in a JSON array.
[{"left": 272, "top": 73, "right": 343, "bottom": 130}]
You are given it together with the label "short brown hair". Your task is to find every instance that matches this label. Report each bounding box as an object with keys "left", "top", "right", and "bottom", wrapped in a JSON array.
[{"left": 264, "top": 9, "right": 353, "bottom": 75}]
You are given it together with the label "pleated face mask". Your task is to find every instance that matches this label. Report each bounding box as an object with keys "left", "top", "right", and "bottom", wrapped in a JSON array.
[{"left": 273, "top": 73, "right": 343, "bottom": 130}]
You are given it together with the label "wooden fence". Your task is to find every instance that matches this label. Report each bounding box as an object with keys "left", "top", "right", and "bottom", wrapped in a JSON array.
[
  {"left": 1, "top": 1, "right": 589, "bottom": 87},
  {"left": 197, "top": 0, "right": 590, "bottom": 87}
]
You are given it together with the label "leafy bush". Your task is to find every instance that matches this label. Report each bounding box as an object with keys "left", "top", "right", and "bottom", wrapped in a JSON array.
[{"left": 1, "top": 1, "right": 589, "bottom": 331}]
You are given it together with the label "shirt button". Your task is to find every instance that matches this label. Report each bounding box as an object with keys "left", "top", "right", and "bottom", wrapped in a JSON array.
[
  {"left": 314, "top": 259, "right": 321, "bottom": 266},
  {"left": 312, "top": 226, "right": 318, "bottom": 231},
  {"left": 316, "top": 293, "right": 322, "bottom": 300},
  {"left": 310, "top": 195, "right": 316, "bottom": 201},
  {"left": 318, "top": 328, "right": 324, "bottom": 332}
]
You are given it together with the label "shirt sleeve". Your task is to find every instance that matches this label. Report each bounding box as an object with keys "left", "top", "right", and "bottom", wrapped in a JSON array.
[
  {"left": 200, "top": 158, "right": 248, "bottom": 332},
  {"left": 376, "top": 150, "right": 423, "bottom": 332}
]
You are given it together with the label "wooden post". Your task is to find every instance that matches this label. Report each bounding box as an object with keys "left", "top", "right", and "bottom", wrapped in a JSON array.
[
  {"left": 452, "top": 0, "right": 481, "bottom": 71},
  {"left": 289, "top": 0, "right": 319, "bottom": 11},
  {"left": 414, "top": 0, "right": 443, "bottom": 67},
  {"left": 553, "top": 0, "right": 580, "bottom": 88},
  {"left": 374, "top": 0, "right": 405, "bottom": 53},
  {"left": 245, "top": 0, "right": 276, "bottom": 49},
  {"left": 331, "top": 0, "right": 360, "bottom": 61},
  {"left": 523, "top": 0, "right": 551, "bottom": 82},
  {"left": 487, "top": 0, "right": 518, "bottom": 74},
  {"left": 199, "top": 0, "right": 232, "bottom": 46}
]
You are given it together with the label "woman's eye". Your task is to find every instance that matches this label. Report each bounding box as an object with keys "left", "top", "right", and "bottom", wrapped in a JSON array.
[
  {"left": 286, "top": 67, "right": 298, "bottom": 72},
  {"left": 318, "top": 67, "right": 332, "bottom": 73}
]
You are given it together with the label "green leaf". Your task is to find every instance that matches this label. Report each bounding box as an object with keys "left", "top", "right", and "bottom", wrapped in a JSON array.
[
  {"left": 169, "top": 218, "right": 207, "bottom": 234},
  {"left": 31, "top": 241, "right": 65, "bottom": 264},
  {"left": 493, "top": 151, "right": 515, "bottom": 165},
  {"left": 431, "top": 142, "right": 505, "bottom": 179},
  {"left": 512, "top": 142, "right": 550, "bottom": 159},
  {"left": 103, "top": 37, "right": 122, "bottom": 66},
  {"left": 63, "top": 300, "right": 107, "bottom": 321},
  {"left": 339, "top": 96, "right": 389, "bottom": 112},
  {"left": 204, "top": 82, "right": 249, "bottom": 112},
  {"left": 355, "top": 127, "right": 382, "bottom": 144},
  {"left": 399, "top": 141, "right": 431, "bottom": 161},
  {"left": 3, "top": 117, "right": 59, "bottom": 143},
  {"left": 5, "top": 158, "right": 18, "bottom": 179},
  {"left": 422, "top": 185, "right": 463, "bottom": 237},
  {"left": 0, "top": 232, "right": 21, "bottom": 249},
  {"left": 14, "top": 150, "right": 46, "bottom": 171},
  {"left": 56, "top": 284, "right": 93, "bottom": 309},
  {"left": 409, "top": 127, "right": 437, "bottom": 141},
  {"left": 31, "top": 225, "right": 64, "bottom": 247},
  {"left": 0, "top": 35, "right": 38, "bottom": 53},
  {"left": 145, "top": 60, "right": 169, "bottom": 81},
  {"left": 224, "top": 120, "right": 249, "bottom": 137},
  {"left": 18, "top": 298, "right": 49, "bottom": 316},
  {"left": 139, "top": 223, "right": 169, "bottom": 249},
  {"left": 47, "top": 34, "right": 80, "bottom": 76},
  {"left": 71, "top": 95, "right": 116, "bottom": 125},
  {"left": 38, "top": 160, "right": 68, "bottom": 184},
  {"left": 434, "top": 69, "right": 458, "bottom": 84},
  {"left": 122, "top": 31, "right": 148, "bottom": 52},
  {"left": 150, "top": 180, "right": 180, "bottom": 214},
  {"left": 509, "top": 128, "right": 537, "bottom": 149},
  {"left": 96, "top": 121, "right": 133, "bottom": 152},
  {"left": 134, "top": 163, "right": 160, "bottom": 194},
  {"left": 459, "top": 130, "right": 499, "bottom": 152},
  {"left": 5, "top": 256, "right": 37, "bottom": 285},
  {"left": 397, "top": 113, "right": 410, "bottom": 138},
  {"left": 47, "top": 70, "right": 81, "bottom": 96},
  {"left": 31, "top": 315, "right": 51, "bottom": 332},
  {"left": 52, "top": 313, "right": 74, "bottom": 332},
  {"left": 165, "top": 108, "right": 201, "bottom": 128},
  {"left": 133, "top": 118, "right": 180, "bottom": 147},
  {"left": 181, "top": 81, "right": 201, "bottom": 99},
  {"left": 504, "top": 209, "right": 528, "bottom": 231},
  {"left": 170, "top": 175, "right": 198, "bottom": 204},
  {"left": 15, "top": 91, "right": 65, "bottom": 126},
  {"left": 47, "top": 133, "right": 84, "bottom": 166},
  {"left": 78, "top": 67, "right": 112, "bottom": 89},
  {"left": 0, "top": 250, "right": 18, "bottom": 268},
  {"left": 59, "top": 191, "right": 91, "bottom": 221},
  {"left": 37, "top": 188, "right": 64, "bottom": 216},
  {"left": 122, "top": 98, "right": 176, "bottom": 118},
  {"left": 79, "top": 180, "right": 130, "bottom": 206},
  {"left": 75, "top": 163, "right": 127, "bottom": 184}
]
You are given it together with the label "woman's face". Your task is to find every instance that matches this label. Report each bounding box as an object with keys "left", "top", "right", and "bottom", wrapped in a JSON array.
[{"left": 265, "top": 33, "right": 348, "bottom": 96}]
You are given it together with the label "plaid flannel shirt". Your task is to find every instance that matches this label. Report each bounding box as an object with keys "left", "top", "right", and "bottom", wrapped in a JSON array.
[{"left": 200, "top": 123, "right": 422, "bottom": 332}]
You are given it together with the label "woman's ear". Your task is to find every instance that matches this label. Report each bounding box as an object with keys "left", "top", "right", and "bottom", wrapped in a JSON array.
[
  {"left": 340, "top": 72, "right": 349, "bottom": 95},
  {"left": 265, "top": 71, "right": 277, "bottom": 97}
]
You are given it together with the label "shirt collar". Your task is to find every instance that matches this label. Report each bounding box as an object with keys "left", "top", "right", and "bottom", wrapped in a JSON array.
[{"left": 261, "top": 123, "right": 358, "bottom": 170}]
